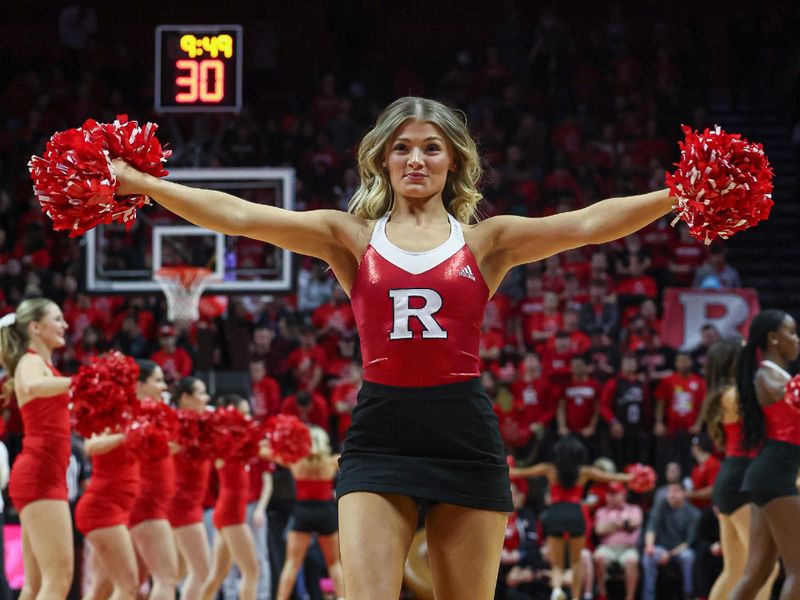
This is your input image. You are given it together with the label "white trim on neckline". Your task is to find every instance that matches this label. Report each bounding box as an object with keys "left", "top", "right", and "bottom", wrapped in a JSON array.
[
  {"left": 761, "top": 360, "right": 792, "bottom": 381},
  {"left": 370, "top": 212, "right": 465, "bottom": 275}
]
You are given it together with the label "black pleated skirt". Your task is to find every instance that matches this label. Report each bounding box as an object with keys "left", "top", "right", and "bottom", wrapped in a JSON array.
[{"left": 336, "top": 378, "right": 513, "bottom": 512}]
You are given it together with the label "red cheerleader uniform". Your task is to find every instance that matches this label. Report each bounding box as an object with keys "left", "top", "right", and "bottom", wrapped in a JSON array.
[
  {"left": 129, "top": 453, "right": 176, "bottom": 527},
  {"left": 8, "top": 356, "right": 71, "bottom": 512},
  {"left": 168, "top": 453, "right": 211, "bottom": 528},
  {"left": 212, "top": 459, "right": 249, "bottom": 530},
  {"left": 75, "top": 444, "right": 139, "bottom": 535}
]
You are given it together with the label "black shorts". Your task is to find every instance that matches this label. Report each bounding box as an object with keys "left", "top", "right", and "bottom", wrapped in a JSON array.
[
  {"left": 540, "top": 502, "right": 586, "bottom": 538},
  {"left": 290, "top": 500, "right": 338, "bottom": 536},
  {"left": 713, "top": 456, "right": 753, "bottom": 514},
  {"left": 336, "top": 378, "right": 513, "bottom": 513},
  {"left": 741, "top": 439, "right": 800, "bottom": 507}
]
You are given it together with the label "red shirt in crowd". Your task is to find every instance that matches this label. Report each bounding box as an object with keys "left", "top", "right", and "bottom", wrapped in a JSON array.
[
  {"left": 655, "top": 372, "right": 707, "bottom": 433},
  {"left": 526, "top": 311, "right": 563, "bottom": 348},
  {"left": 616, "top": 275, "right": 658, "bottom": 299},
  {"left": 560, "top": 376, "right": 605, "bottom": 432},
  {"left": 330, "top": 381, "right": 359, "bottom": 441},
  {"left": 251, "top": 375, "right": 282, "bottom": 419},
  {"left": 285, "top": 345, "right": 327, "bottom": 390},
  {"left": 690, "top": 455, "right": 721, "bottom": 510},
  {"left": 540, "top": 348, "right": 574, "bottom": 389},
  {"left": 510, "top": 378, "right": 556, "bottom": 426},
  {"left": 280, "top": 392, "right": 329, "bottom": 429},
  {"left": 545, "top": 330, "right": 591, "bottom": 356},
  {"left": 484, "top": 293, "right": 512, "bottom": 333},
  {"left": 150, "top": 347, "right": 193, "bottom": 381}
]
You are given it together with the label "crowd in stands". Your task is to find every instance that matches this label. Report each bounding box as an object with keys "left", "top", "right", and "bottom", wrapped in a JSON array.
[{"left": 2, "top": 2, "right": 797, "bottom": 599}]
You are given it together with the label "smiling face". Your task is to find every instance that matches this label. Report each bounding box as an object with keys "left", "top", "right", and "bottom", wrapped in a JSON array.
[
  {"left": 385, "top": 119, "right": 457, "bottom": 205},
  {"left": 28, "top": 302, "right": 68, "bottom": 350},
  {"left": 138, "top": 366, "right": 167, "bottom": 402}
]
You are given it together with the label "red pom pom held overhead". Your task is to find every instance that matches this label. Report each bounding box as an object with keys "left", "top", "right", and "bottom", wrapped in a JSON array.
[
  {"left": 784, "top": 376, "right": 800, "bottom": 411},
  {"left": 263, "top": 414, "right": 312, "bottom": 465},
  {"left": 205, "top": 405, "right": 265, "bottom": 461},
  {"left": 666, "top": 125, "right": 774, "bottom": 244},
  {"left": 174, "top": 409, "right": 217, "bottom": 461},
  {"left": 70, "top": 351, "right": 140, "bottom": 437},
  {"left": 625, "top": 463, "right": 657, "bottom": 494},
  {"left": 28, "top": 115, "right": 171, "bottom": 237}
]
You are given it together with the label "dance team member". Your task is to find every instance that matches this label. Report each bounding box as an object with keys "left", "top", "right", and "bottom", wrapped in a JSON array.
[
  {"left": 75, "top": 426, "right": 140, "bottom": 599},
  {"left": 274, "top": 426, "right": 344, "bottom": 600},
  {"left": 199, "top": 395, "right": 259, "bottom": 600},
  {"left": 129, "top": 360, "right": 179, "bottom": 600},
  {"left": 730, "top": 310, "right": 800, "bottom": 600},
  {"left": 1, "top": 299, "right": 73, "bottom": 600},
  {"left": 168, "top": 377, "right": 212, "bottom": 600},
  {"left": 113, "top": 95, "right": 679, "bottom": 598},
  {"left": 511, "top": 436, "right": 633, "bottom": 600},
  {"left": 702, "top": 339, "right": 776, "bottom": 600}
]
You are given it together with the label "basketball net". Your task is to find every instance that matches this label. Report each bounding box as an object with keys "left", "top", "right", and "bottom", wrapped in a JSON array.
[{"left": 154, "top": 266, "right": 216, "bottom": 325}]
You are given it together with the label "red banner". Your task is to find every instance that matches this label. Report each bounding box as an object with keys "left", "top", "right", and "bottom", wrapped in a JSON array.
[{"left": 662, "top": 288, "right": 761, "bottom": 350}]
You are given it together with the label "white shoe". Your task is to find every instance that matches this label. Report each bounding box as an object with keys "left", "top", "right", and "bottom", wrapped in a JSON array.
[{"left": 551, "top": 589, "right": 567, "bottom": 600}]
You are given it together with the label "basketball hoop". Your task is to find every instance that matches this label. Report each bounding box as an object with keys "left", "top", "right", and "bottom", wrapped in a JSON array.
[{"left": 154, "top": 266, "right": 216, "bottom": 325}]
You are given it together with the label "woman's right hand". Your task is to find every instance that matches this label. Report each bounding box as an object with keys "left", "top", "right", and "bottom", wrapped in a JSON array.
[{"left": 111, "top": 158, "right": 148, "bottom": 196}]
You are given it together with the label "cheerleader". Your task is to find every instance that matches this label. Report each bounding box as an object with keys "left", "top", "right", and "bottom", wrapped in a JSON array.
[
  {"left": 730, "top": 310, "right": 800, "bottom": 600},
  {"left": 702, "top": 339, "right": 777, "bottom": 600},
  {"left": 75, "top": 429, "right": 139, "bottom": 599},
  {"left": 168, "top": 377, "right": 212, "bottom": 600},
  {"left": 510, "top": 436, "right": 632, "bottom": 600},
  {"left": 199, "top": 395, "right": 259, "bottom": 600},
  {"left": 274, "top": 426, "right": 344, "bottom": 600},
  {"left": 1, "top": 299, "right": 73, "bottom": 600},
  {"left": 129, "top": 360, "right": 179, "bottom": 600}
]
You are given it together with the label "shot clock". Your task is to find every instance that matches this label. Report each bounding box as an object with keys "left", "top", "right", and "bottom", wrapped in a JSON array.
[{"left": 155, "top": 25, "right": 242, "bottom": 113}]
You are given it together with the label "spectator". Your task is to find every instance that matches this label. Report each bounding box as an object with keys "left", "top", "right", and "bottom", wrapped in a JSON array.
[
  {"left": 547, "top": 308, "right": 590, "bottom": 356},
  {"left": 636, "top": 328, "right": 676, "bottom": 386},
  {"left": 541, "top": 332, "right": 574, "bottom": 390},
  {"left": 692, "top": 245, "right": 742, "bottom": 289},
  {"left": 249, "top": 359, "right": 282, "bottom": 419},
  {"left": 280, "top": 390, "right": 329, "bottom": 430},
  {"left": 603, "top": 352, "right": 651, "bottom": 467},
  {"left": 296, "top": 260, "right": 334, "bottom": 314},
  {"left": 686, "top": 434, "right": 721, "bottom": 510},
  {"left": 689, "top": 324, "right": 722, "bottom": 376},
  {"left": 329, "top": 362, "right": 361, "bottom": 448},
  {"left": 150, "top": 324, "right": 193, "bottom": 383},
  {"left": 593, "top": 481, "right": 643, "bottom": 600},
  {"left": 285, "top": 326, "right": 326, "bottom": 392},
  {"left": 556, "top": 355, "right": 607, "bottom": 458},
  {"left": 527, "top": 291, "right": 563, "bottom": 350},
  {"left": 578, "top": 279, "right": 618, "bottom": 337},
  {"left": 668, "top": 225, "right": 705, "bottom": 287},
  {"left": 585, "top": 326, "right": 620, "bottom": 382},
  {"left": 654, "top": 352, "right": 706, "bottom": 475},
  {"left": 643, "top": 482, "right": 700, "bottom": 600}
]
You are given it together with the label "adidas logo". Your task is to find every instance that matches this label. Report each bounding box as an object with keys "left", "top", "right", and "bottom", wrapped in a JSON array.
[{"left": 458, "top": 265, "right": 476, "bottom": 281}]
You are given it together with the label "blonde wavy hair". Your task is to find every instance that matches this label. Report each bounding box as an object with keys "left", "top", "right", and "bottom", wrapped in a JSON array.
[
  {"left": 308, "top": 425, "right": 332, "bottom": 460},
  {"left": 348, "top": 96, "right": 484, "bottom": 223},
  {"left": 0, "top": 298, "right": 56, "bottom": 397}
]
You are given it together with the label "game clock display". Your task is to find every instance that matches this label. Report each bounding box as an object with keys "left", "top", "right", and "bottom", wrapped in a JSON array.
[{"left": 155, "top": 25, "right": 242, "bottom": 113}]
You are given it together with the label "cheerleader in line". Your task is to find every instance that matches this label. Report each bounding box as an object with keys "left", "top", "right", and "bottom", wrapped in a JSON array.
[
  {"left": 75, "top": 424, "right": 140, "bottom": 599},
  {"left": 731, "top": 310, "right": 800, "bottom": 600},
  {"left": 129, "top": 360, "right": 179, "bottom": 600},
  {"left": 168, "top": 377, "right": 212, "bottom": 600},
  {"left": 701, "top": 339, "right": 777, "bottom": 600},
  {"left": 1, "top": 299, "right": 74, "bottom": 600},
  {"left": 199, "top": 395, "right": 260, "bottom": 600}
]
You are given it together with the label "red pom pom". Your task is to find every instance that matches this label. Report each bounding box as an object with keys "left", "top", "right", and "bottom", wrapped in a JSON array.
[
  {"left": 205, "top": 406, "right": 265, "bottom": 461},
  {"left": 125, "top": 399, "right": 179, "bottom": 461},
  {"left": 28, "top": 115, "right": 171, "bottom": 237},
  {"left": 175, "top": 409, "right": 217, "bottom": 460},
  {"left": 784, "top": 376, "right": 800, "bottom": 410},
  {"left": 263, "top": 415, "right": 312, "bottom": 465},
  {"left": 666, "top": 125, "right": 774, "bottom": 244},
  {"left": 70, "top": 351, "right": 139, "bottom": 437},
  {"left": 625, "top": 463, "right": 657, "bottom": 494}
]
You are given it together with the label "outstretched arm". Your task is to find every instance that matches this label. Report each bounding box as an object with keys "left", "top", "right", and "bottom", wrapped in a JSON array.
[
  {"left": 510, "top": 462, "right": 553, "bottom": 479},
  {"left": 580, "top": 465, "right": 633, "bottom": 484},
  {"left": 112, "top": 159, "right": 365, "bottom": 262},
  {"left": 479, "top": 189, "right": 673, "bottom": 271}
]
